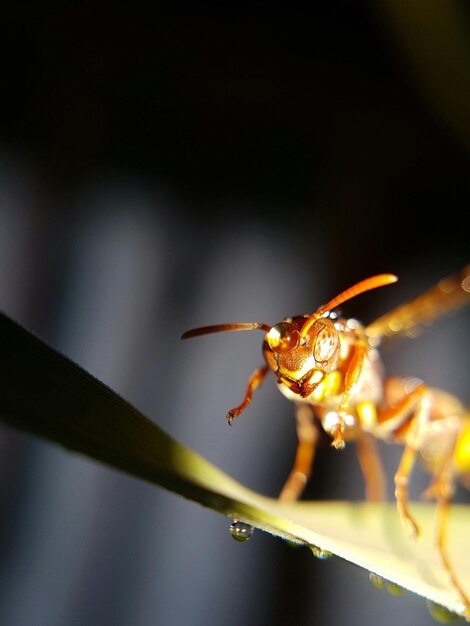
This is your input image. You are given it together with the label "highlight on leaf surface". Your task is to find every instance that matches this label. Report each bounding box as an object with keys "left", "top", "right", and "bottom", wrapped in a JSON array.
[{"left": 0, "top": 310, "right": 468, "bottom": 619}]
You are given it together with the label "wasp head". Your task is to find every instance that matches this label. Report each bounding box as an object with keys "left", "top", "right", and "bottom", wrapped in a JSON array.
[{"left": 263, "top": 315, "right": 340, "bottom": 398}]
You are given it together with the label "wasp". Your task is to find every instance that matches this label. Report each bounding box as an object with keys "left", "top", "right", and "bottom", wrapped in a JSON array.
[{"left": 182, "top": 267, "right": 470, "bottom": 617}]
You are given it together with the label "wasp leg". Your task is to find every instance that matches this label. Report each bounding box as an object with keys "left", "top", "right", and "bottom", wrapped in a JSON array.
[
  {"left": 377, "top": 381, "right": 429, "bottom": 537},
  {"left": 394, "top": 445, "right": 420, "bottom": 537},
  {"left": 333, "top": 342, "right": 367, "bottom": 449},
  {"left": 421, "top": 423, "right": 459, "bottom": 503},
  {"left": 279, "top": 404, "right": 319, "bottom": 502},
  {"left": 420, "top": 434, "right": 470, "bottom": 618},
  {"left": 356, "top": 431, "right": 386, "bottom": 502},
  {"left": 434, "top": 474, "right": 470, "bottom": 619},
  {"left": 227, "top": 365, "right": 269, "bottom": 425}
]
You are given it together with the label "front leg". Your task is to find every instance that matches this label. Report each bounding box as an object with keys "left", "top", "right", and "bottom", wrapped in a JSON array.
[
  {"left": 279, "top": 403, "right": 319, "bottom": 502},
  {"left": 331, "top": 342, "right": 367, "bottom": 449},
  {"left": 227, "top": 365, "right": 269, "bottom": 424}
]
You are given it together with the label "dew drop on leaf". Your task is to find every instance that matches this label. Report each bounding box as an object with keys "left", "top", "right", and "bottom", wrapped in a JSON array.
[
  {"left": 310, "top": 545, "right": 333, "bottom": 560},
  {"left": 385, "top": 581, "right": 407, "bottom": 596},
  {"left": 229, "top": 520, "right": 253, "bottom": 542},
  {"left": 425, "top": 600, "right": 459, "bottom": 624},
  {"left": 368, "top": 573, "right": 405, "bottom": 596},
  {"left": 369, "top": 572, "right": 387, "bottom": 590}
]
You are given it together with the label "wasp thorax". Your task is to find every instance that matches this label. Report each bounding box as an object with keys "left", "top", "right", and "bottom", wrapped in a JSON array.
[{"left": 267, "top": 322, "right": 300, "bottom": 354}]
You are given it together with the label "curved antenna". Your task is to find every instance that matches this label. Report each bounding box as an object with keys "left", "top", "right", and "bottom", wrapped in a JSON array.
[
  {"left": 300, "top": 274, "right": 398, "bottom": 338},
  {"left": 181, "top": 322, "right": 271, "bottom": 340}
]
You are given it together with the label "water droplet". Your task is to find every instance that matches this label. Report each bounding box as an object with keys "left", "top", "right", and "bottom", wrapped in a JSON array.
[
  {"left": 310, "top": 545, "right": 333, "bottom": 560},
  {"left": 369, "top": 573, "right": 405, "bottom": 596},
  {"left": 426, "top": 600, "right": 459, "bottom": 623},
  {"left": 369, "top": 572, "right": 386, "bottom": 590},
  {"left": 385, "top": 581, "right": 406, "bottom": 596},
  {"left": 230, "top": 520, "right": 253, "bottom": 542}
]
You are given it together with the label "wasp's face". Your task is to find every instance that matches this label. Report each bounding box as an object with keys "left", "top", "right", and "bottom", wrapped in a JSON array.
[{"left": 263, "top": 315, "right": 340, "bottom": 398}]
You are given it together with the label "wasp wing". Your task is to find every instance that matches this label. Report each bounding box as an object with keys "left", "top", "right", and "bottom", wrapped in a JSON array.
[{"left": 365, "top": 265, "right": 470, "bottom": 344}]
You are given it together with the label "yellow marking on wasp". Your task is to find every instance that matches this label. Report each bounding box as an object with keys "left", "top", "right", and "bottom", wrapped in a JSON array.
[
  {"left": 454, "top": 420, "right": 470, "bottom": 473},
  {"left": 310, "top": 370, "right": 342, "bottom": 402},
  {"left": 284, "top": 356, "right": 317, "bottom": 381},
  {"left": 357, "top": 401, "right": 377, "bottom": 431}
]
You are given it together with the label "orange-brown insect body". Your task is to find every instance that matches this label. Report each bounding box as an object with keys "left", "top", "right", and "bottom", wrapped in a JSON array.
[{"left": 182, "top": 267, "right": 470, "bottom": 617}]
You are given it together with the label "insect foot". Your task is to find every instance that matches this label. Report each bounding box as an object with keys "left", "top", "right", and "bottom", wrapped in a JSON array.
[{"left": 331, "top": 421, "right": 346, "bottom": 450}]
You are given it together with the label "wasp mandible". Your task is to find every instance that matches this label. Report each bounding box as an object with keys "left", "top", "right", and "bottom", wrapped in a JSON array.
[{"left": 182, "top": 266, "right": 470, "bottom": 617}]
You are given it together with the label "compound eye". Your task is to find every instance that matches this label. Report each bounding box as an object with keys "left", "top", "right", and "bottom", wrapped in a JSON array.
[
  {"left": 313, "top": 318, "right": 339, "bottom": 362},
  {"left": 267, "top": 322, "right": 300, "bottom": 354}
]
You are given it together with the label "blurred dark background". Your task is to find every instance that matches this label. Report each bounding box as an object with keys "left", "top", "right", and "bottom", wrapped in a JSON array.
[{"left": 0, "top": 2, "right": 469, "bottom": 625}]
